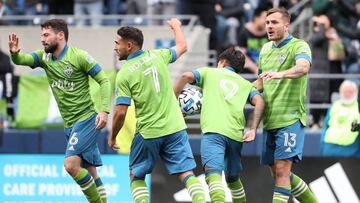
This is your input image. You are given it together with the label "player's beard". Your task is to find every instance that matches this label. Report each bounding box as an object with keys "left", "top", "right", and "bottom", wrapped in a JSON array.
[
  {"left": 118, "top": 54, "right": 128, "bottom": 61},
  {"left": 44, "top": 42, "right": 58, "bottom": 53}
]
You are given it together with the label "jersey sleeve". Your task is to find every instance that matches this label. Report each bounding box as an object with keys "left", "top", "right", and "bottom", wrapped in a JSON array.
[
  {"left": 78, "top": 50, "right": 101, "bottom": 76},
  {"left": 155, "top": 48, "right": 177, "bottom": 64},
  {"left": 192, "top": 67, "right": 207, "bottom": 88},
  {"left": 30, "top": 50, "right": 45, "bottom": 68},
  {"left": 11, "top": 49, "right": 44, "bottom": 69},
  {"left": 115, "top": 69, "right": 132, "bottom": 106},
  {"left": 248, "top": 85, "right": 260, "bottom": 102},
  {"left": 294, "top": 40, "right": 312, "bottom": 64}
]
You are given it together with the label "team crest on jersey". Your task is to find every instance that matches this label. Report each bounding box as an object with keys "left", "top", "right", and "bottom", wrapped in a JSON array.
[
  {"left": 279, "top": 52, "right": 287, "bottom": 64},
  {"left": 64, "top": 66, "right": 74, "bottom": 78}
]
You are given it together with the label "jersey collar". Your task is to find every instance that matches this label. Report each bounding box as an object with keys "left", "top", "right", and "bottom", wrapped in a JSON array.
[
  {"left": 52, "top": 44, "right": 68, "bottom": 61},
  {"left": 224, "top": 66, "right": 236, "bottom": 72},
  {"left": 272, "top": 34, "right": 293, "bottom": 48},
  {"left": 127, "top": 50, "right": 144, "bottom": 60}
]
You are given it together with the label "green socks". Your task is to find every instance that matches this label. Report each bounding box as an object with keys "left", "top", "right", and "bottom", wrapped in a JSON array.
[
  {"left": 95, "top": 177, "right": 107, "bottom": 203},
  {"left": 131, "top": 180, "right": 149, "bottom": 203},
  {"left": 291, "top": 173, "right": 318, "bottom": 203},
  {"left": 205, "top": 172, "right": 225, "bottom": 203},
  {"left": 227, "top": 178, "right": 246, "bottom": 203},
  {"left": 74, "top": 168, "right": 101, "bottom": 203},
  {"left": 184, "top": 174, "right": 206, "bottom": 203},
  {"left": 273, "top": 185, "right": 291, "bottom": 203}
]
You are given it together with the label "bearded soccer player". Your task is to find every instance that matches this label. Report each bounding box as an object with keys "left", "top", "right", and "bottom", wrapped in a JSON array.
[
  {"left": 108, "top": 18, "right": 206, "bottom": 203},
  {"left": 253, "top": 8, "right": 318, "bottom": 203},
  {"left": 9, "top": 19, "right": 110, "bottom": 203}
]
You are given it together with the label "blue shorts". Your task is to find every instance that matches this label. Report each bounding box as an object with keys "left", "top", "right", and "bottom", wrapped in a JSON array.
[
  {"left": 129, "top": 130, "right": 196, "bottom": 178},
  {"left": 64, "top": 113, "right": 102, "bottom": 167},
  {"left": 261, "top": 120, "right": 305, "bottom": 166},
  {"left": 201, "top": 133, "right": 243, "bottom": 176}
]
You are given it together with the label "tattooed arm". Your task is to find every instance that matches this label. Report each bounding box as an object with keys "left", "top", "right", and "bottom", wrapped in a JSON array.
[{"left": 260, "top": 58, "right": 311, "bottom": 81}]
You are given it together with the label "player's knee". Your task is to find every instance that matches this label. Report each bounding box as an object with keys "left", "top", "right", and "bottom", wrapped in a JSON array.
[
  {"left": 273, "top": 165, "right": 290, "bottom": 180},
  {"left": 64, "top": 160, "right": 80, "bottom": 176}
]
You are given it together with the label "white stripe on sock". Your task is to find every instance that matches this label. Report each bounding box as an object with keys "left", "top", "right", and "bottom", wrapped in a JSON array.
[
  {"left": 134, "top": 193, "right": 149, "bottom": 201},
  {"left": 293, "top": 183, "right": 307, "bottom": 197},
  {"left": 131, "top": 186, "right": 148, "bottom": 196},
  {"left": 273, "top": 196, "right": 289, "bottom": 202},
  {"left": 81, "top": 178, "right": 94, "bottom": 191},
  {"left": 292, "top": 181, "right": 305, "bottom": 193}
]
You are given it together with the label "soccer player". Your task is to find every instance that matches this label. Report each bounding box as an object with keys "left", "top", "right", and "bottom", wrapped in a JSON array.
[
  {"left": 108, "top": 18, "right": 206, "bottom": 203},
  {"left": 255, "top": 8, "right": 318, "bottom": 203},
  {"left": 174, "top": 47, "right": 265, "bottom": 203},
  {"left": 8, "top": 19, "right": 110, "bottom": 203}
]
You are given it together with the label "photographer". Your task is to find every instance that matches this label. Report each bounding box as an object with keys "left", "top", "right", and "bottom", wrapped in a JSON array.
[{"left": 320, "top": 80, "right": 360, "bottom": 157}]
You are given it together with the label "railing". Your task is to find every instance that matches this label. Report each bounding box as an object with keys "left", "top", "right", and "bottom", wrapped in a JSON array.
[
  {"left": 0, "top": 14, "right": 199, "bottom": 32},
  {"left": 288, "top": 0, "right": 313, "bottom": 39}
]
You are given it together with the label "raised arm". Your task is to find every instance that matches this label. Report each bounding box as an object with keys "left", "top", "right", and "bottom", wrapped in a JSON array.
[
  {"left": 173, "top": 71, "right": 195, "bottom": 97},
  {"left": 167, "top": 18, "right": 187, "bottom": 59},
  {"left": 9, "top": 33, "right": 36, "bottom": 67}
]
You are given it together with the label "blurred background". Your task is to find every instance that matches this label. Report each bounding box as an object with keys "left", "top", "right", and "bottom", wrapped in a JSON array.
[{"left": 0, "top": 0, "right": 359, "bottom": 202}]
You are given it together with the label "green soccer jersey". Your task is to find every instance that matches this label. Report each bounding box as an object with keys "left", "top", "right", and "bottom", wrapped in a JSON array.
[
  {"left": 115, "top": 49, "right": 186, "bottom": 139},
  {"left": 11, "top": 45, "right": 110, "bottom": 128},
  {"left": 259, "top": 35, "right": 312, "bottom": 130},
  {"left": 193, "top": 67, "right": 258, "bottom": 142}
]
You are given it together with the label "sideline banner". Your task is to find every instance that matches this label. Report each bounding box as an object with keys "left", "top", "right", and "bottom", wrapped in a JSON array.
[
  {"left": 0, "top": 154, "right": 150, "bottom": 203},
  {"left": 152, "top": 156, "right": 360, "bottom": 203}
]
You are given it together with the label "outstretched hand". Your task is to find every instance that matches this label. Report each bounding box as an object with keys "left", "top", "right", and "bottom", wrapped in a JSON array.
[
  {"left": 8, "top": 33, "right": 21, "bottom": 54},
  {"left": 260, "top": 71, "right": 284, "bottom": 81},
  {"left": 167, "top": 18, "right": 182, "bottom": 30},
  {"left": 243, "top": 129, "right": 256, "bottom": 143}
]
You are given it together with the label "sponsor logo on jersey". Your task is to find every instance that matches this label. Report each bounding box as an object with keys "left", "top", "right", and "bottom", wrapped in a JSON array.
[{"left": 51, "top": 79, "right": 75, "bottom": 91}]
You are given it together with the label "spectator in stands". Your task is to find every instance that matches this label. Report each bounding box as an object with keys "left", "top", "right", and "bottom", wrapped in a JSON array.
[
  {"left": 0, "top": 46, "right": 15, "bottom": 129},
  {"left": 103, "top": 0, "right": 125, "bottom": 25},
  {"left": 177, "top": 0, "right": 218, "bottom": 50},
  {"left": 309, "top": 15, "right": 344, "bottom": 130},
  {"left": 127, "top": 0, "right": 146, "bottom": 14},
  {"left": 3, "top": 0, "right": 46, "bottom": 25},
  {"left": 335, "top": 1, "right": 360, "bottom": 83},
  {"left": 312, "top": 0, "right": 354, "bottom": 29},
  {"left": 215, "top": 0, "right": 247, "bottom": 47},
  {"left": 48, "top": 0, "right": 74, "bottom": 15},
  {"left": 321, "top": 80, "right": 360, "bottom": 157},
  {"left": 74, "top": 0, "right": 103, "bottom": 27},
  {"left": 147, "top": 0, "right": 175, "bottom": 25},
  {"left": 121, "top": 0, "right": 147, "bottom": 25},
  {"left": 237, "top": 6, "right": 268, "bottom": 74}
]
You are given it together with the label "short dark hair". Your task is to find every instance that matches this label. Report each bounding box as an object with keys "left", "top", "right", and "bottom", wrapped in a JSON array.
[
  {"left": 253, "top": 6, "right": 268, "bottom": 20},
  {"left": 41, "top": 19, "right": 69, "bottom": 42},
  {"left": 218, "top": 47, "right": 245, "bottom": 73},
  {"left": 117, "top": 26, "right": 144, "bottom": 49},
  {"left": 266, "top": 7, "right": 291, "bottom": 23}
]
